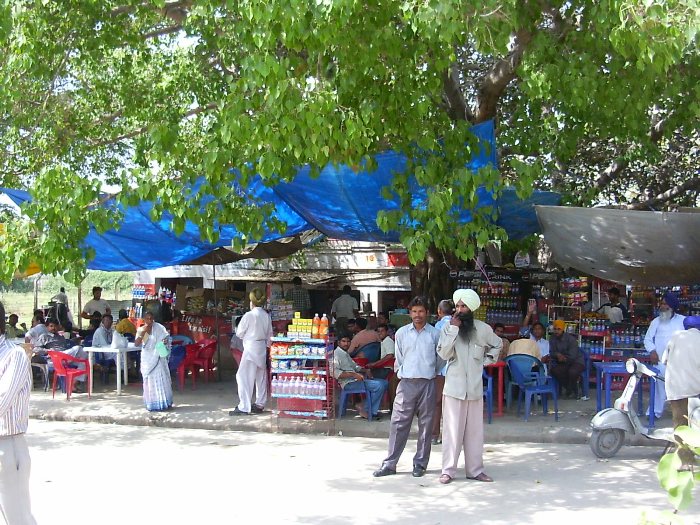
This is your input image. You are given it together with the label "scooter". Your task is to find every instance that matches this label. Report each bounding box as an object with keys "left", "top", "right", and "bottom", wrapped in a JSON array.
[{"left": 589, "top": 358, "right": 677, "bottom": 458}]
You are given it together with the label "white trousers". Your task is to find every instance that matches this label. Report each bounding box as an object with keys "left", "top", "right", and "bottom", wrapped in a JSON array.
[
  {"left": 236, "top": 358, "right": 268, "bottom": 413},
  {"left": 0, "top": 434, "right": 37, "bottom": 525},
  {"left": 441, "top": 396, "right": 485, "bottom": 478},
  {"left": 646, "top": 363, "right": 667, "bottom": 418}
]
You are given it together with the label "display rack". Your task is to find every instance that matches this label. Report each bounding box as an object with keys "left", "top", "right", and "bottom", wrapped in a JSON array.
[{"left": 269, "top": 337, "right": 334, "bottom": 420}]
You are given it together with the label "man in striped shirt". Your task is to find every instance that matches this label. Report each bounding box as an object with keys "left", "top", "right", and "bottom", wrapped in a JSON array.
[{"left": 0, "top": 301, "right": 37, "bottom": 524}]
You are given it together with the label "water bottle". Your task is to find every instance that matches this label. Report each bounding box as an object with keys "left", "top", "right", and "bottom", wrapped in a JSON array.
[{"left": 318, "top": 378, "right": 326, "bottom": 398}]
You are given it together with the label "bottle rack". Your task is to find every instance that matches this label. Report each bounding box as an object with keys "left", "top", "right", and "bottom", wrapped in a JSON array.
[
  {"left": 453, "top": 275, "right": 523, "bottom": 325},
  {"left": 579, "top": 316, "right": 609, "bottom": 358},
  {"left": 269, "top": 337, "right": 334, "bottom": 420},
  {"left": 560, "top": 276, "right": 590, "bottom": 307}
]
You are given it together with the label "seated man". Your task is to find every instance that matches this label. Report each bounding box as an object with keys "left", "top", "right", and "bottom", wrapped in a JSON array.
[
  {"left": 25, "top": 313, "right": 48, "bottom": 345},
  {"left": 348, "top": 318, "right": 381, "bottom": 361},
  {"left": 494, "top": 323, "right": 511, "bottom": 361},
  {"left": 6, "top": 314, "right": 27, "bottom": 338},
  {"left": 333, "top": 335, "right": 388, "bottom": 421},
  {"left": 507, "top": 337, "right": 541, "bottom": 359},
  {"left": 367, "top": 323, "right": 395, "bottom": 379},
  {"left": 114, "top": 309, "right": 137, "bottom": 337},
  {"left": 34, "top": 318, "right": 89, "bottom": 392},
  {"left": 92, "top": 314, "right": 116, "bottom": 368},
  {"left": 548, "top": 319, "right": 585, "bottom": 398}
]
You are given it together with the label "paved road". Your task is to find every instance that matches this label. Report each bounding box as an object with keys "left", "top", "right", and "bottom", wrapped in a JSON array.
[{"left": 27, "top": 420, "right": 699, "bottom": 525}]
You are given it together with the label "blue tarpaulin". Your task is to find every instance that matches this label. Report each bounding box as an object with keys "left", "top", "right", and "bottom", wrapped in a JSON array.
[{"left": 1, "top": 120, "right": 560, "bottom": 270}]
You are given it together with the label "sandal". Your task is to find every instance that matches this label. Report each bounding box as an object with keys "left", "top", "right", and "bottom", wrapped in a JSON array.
[
  {"left": 466, "top": 472, "right": 493, "bottom": 482},
  {"left": 439, "top": 474, "right": 453, "bottom": 485}
]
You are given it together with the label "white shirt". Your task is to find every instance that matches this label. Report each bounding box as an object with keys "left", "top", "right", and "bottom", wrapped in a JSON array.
[
  {"left": 331, "top": 294, "right": 358, "bottom": 319},
  {"left": 51, "top": 292, "right": 69, "bottom": 304},
  {"left": 531, "top": 335, "right": 550, "bottom": 357},
  {"left": 380, "top": 337, "right": 395, "bottom": 359},
  {"left": 92, "top": 326, "right": 114, "bottom": 348},
  {"left": 663, "top": 328, "right": 700, "bottom": 401},
  {"left": 645, "top": 313, "right": 686, "bottom": 357},
  {"left": 0, "top": 335, "right": 32, "bottom": 436},
  {"left": 26, "top": 324, "right": 49, "bottom": 344},
  {"left": 236, "top": 307, "right": 273, "bottom": 367},
  {"left": 82, "top": 298, "right": 111, "bottom": 317}
]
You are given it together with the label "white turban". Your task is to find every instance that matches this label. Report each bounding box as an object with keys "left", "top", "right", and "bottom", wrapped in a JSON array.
[{"left": 452, "top": 289, "right": 481, "bottom": 312}]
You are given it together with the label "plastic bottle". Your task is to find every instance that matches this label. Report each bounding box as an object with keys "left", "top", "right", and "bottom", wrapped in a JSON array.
[
  {"left": 271, "top": 377, "right": 278, "bottom": 395},
  {"left": 319, "top": 314, "right": 329, "bottom": 339},
  {"left": 311, "top": 313, "right": 321, "bottom": 339},
  {"left": 318, "top": 378, "right": 326, "bottom": 398}
]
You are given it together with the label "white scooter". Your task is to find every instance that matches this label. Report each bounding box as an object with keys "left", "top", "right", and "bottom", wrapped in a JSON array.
[{"left": 589, "top": 358, "right": 677, "bottom": 458}]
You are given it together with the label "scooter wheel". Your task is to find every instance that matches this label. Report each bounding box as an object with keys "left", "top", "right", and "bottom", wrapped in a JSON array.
[{"left": 590, "top": 428, "right": 625, "bottom": 458}]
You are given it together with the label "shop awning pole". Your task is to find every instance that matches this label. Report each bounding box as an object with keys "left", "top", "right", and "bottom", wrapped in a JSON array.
[{"left": 213, "top": 264, "right": 222, "bottom": 381}]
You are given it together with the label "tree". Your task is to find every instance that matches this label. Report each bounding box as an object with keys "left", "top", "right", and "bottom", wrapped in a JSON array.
[{"left": 0, "top": 1, "right": 698, "bottom": 301}]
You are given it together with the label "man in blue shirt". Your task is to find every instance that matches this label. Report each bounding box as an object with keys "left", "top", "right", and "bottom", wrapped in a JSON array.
[{"left": 373, "top": 296, "right": 442, "bottom": 478}]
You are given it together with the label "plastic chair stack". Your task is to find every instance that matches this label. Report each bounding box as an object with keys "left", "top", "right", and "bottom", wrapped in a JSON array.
[
  {"left": 177, "top": 338, "right": 217, "bottom": 390},
  {"left": 505, "top": 354, "right": 558, "bottom": 421}
]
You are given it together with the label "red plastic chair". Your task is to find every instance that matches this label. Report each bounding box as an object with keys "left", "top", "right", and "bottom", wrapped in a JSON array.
[
  {"left": 190, "top": 339, "right": 218, "bottom": 383},
  {"left": 177, "top": 338, "right": 217, "bottom": 390},
  {"left": 47, "top": 350, "right": 91, "bottom": 401}
]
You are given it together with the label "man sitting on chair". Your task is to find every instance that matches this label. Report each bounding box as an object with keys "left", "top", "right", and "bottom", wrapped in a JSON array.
[
  {"left": 34, "top": 318, "right": 89, "bottom": 392},
  {"left": 349, "top": 318, "right": 382, "bottom": 361},
  {"left": 333, "top": 335, "right": 388, "bottom": 421}
]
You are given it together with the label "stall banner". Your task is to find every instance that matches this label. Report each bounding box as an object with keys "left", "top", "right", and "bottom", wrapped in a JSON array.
[{"left": 174, "top": 314, "right": 231, "bottom": 344}]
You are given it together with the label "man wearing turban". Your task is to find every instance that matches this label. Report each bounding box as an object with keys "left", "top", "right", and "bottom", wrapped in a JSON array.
[
  {"left": 230, "top": 288, "right": 273, "bottom": 416},
  {"left": 644, "top": 291, "right": 686, "bottom": 419},
  {"left": 662, "top": 316, "right": 700, "bottom": 468},
  {"left": 548, "top": 319, "right": 585, "bottom": 398},
  {"left": 436, "top": 289, "right": 502, "bottom": 484}
]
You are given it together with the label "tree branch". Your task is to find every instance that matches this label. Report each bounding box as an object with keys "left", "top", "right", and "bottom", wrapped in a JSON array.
[
  {"left": 630, "top": 177, "right": 700, "bottom": 210},
  {"left": 475, "top": 28, "right": 532, "bottom": 123},
  {"left": 143, "top": 24, "right": 182, "bottom": 40},
  {"left": 442, "top": 64, "right": 475, "bottom": 123},
  {"left": 88, "top": 102, "right": 218, "bottom": 148}
]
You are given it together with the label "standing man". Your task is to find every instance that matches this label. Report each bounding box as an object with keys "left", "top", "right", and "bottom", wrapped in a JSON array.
[
  {"left": 0, "top": 301, "right": 38, "bottom": 525},
  {"left": 331, "top": 285, "right": 360, "bottom": 338},
  {"left": 51, "top": 287, "right": 69, "bottom": 305},
  {"left": 644, "top": 291, "right": 685, "bottom": 419},
  {"left": 155, "top": 291, "right": 173, "bottom": 324},
  {"left": 548, "top": 319, "right": 585, "bottom": 398},
  {"left": 81, "top": 286, "right": 111, "bottom": 320},
  {"left": 437, "top": 289, "right": 501, "bottom": 484},
  {"left": 285, "top": 276, "right": 312, "bottom": 318},
  {"left": 373, "top": 296, "right": 442, "bottom": 478},
  {"left": 230, "top": 288, "right": 273, "bottom": 416},
  {"left": 663, "top": 316, "right": 700, "bottom": 469},
  {"left": 432, "top": 299, "right": 454, "bottom": 445},
  {"left": 596, "top": 287, "right": 629, "bottom": 322}
]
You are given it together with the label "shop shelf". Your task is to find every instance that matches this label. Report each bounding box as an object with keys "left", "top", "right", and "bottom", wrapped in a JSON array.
[
  {"left": 271, "top": 336, "right": 327, "bottom": 344},
  {"left": 271, "top": 370, "right": 327, "bottom": 375},
  {"left": 272, "top": 394, "right": 327, "bottom": 400},
  {"left": 270, "top": 355, "right": 326, "bottom": 360}
]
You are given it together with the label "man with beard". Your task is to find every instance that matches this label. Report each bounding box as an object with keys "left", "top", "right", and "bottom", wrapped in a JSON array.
[
  {"left": 373, "top": 296, "right": 442, "bottom": 478},
  {"left": 436, "top": 289, "right": 501, "bottom": 484},
  {"left": 548, "top": 319, "right": 585, "bottom": 398},
  {"left": 644, "top": 291, "right": 685, "bottom": 419}
]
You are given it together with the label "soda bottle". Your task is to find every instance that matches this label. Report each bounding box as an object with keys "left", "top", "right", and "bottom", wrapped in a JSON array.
[
  {"left": 311, "top": 314, "right": 321, "bottom": 339},
  {"left": 319, "top": 313, "right": 329, "bottom": 339}
]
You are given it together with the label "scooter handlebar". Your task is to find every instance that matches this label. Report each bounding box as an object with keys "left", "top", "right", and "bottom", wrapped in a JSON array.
[{"left": 626, "top": 358, "right": 658, "bottom": 378}]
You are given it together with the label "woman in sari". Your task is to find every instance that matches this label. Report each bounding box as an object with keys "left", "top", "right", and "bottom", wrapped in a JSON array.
[{"left": 136, "top": 311, "right": 173, "bottom": 411}]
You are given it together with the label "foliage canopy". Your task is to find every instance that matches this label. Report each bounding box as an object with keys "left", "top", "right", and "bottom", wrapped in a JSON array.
[{"left": 0, "top": 1, "right": 698, "bottom": 281}]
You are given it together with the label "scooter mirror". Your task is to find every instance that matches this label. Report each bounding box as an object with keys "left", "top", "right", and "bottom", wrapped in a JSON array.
[{"left": 625, "top": 358, "right": 638, "bottom": 374}]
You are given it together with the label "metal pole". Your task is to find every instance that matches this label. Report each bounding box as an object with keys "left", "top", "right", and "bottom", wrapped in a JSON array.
[{"left": 213, "top": 264, "right": 222, "bottom": 381}]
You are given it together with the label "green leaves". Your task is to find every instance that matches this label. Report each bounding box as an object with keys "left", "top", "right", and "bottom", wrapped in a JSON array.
[{"left": 658, "top": 451, "right": 695, "bottom": 512}]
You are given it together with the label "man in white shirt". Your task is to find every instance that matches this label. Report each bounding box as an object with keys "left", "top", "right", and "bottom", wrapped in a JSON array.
[
  {"left": 331, "top": 285, "right": 359, "bottom": 337},
  {"left": 81, "top": 286, "right": 111, "bottom": 320},
  {"left": 230, "top": 289, "right": 272, "bottom": 416},
  {"left": 92, "top": 314, "right": 116, "bottom": 370},
  {"left": 0, "top": 301, "right": 38, "bottom": 525},
  {"left": 663, "top": 316, "right": 700, "bottom": 468},
  {"left": 51, "top": 287, "right": 69, "bottom": 305},
  {"left": 644, "top": 291, "right": 685, "bottom": 419}
]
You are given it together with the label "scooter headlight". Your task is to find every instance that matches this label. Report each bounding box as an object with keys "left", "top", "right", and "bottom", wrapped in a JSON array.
[{"left": 625, "top": 359, "right": 637, "bottom": 374}]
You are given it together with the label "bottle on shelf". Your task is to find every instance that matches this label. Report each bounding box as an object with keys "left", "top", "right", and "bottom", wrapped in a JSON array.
[
  {"left": 311, "top": 313, "right": 321, "bottom": 339},
  {"left": 319, "top": 314, "right": 329, "bottom": 339}
]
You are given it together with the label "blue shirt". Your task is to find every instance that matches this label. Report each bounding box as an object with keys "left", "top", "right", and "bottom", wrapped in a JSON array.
[
  {"left": 394, "top": 322, "right": 441, "bottom": 379},
  {"left": 434, "top": 317, "right": 452, "bottom": 375}
]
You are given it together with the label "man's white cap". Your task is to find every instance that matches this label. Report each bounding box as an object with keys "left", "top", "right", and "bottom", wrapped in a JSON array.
[{"left": 452, "top": 289, "right": 481, "bottom": 312}]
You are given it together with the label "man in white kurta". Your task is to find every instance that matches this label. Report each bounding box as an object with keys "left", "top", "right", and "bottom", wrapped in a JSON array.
[
  {"left": 662, "top": 316, "right": 700, "bottom": 467},
  {"left": 437, "top": 289, "right": 501, "bottom": 484},
  {"left": 231, "top": 289, "right": 272, "bottom": 416},
  {"left": 644, "top": 291, "right": 685, "bottom": 419}
]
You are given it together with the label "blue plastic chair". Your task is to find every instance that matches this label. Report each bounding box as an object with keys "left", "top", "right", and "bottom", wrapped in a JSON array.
[
  {"left": 505, "top": 354, "right": 559, "bottom": 421},
  {"left": 351, "top": 342, "right": 381, "bottom": 362},
  {"left": 483, "top": 370, "right": 493, "bottom": 424},
  {"left": 338, "top": 380, "right": 373, "bottom": 423}
]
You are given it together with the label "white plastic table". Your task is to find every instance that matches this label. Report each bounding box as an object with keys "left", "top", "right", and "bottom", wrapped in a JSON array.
[{"left": 83, "top": 343, "right": 141, "bottom": 395}]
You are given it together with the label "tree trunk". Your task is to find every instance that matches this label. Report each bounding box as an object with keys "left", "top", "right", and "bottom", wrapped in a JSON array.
[{"left": 411, "top": 245, "right": 462, "bottom": 313}]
